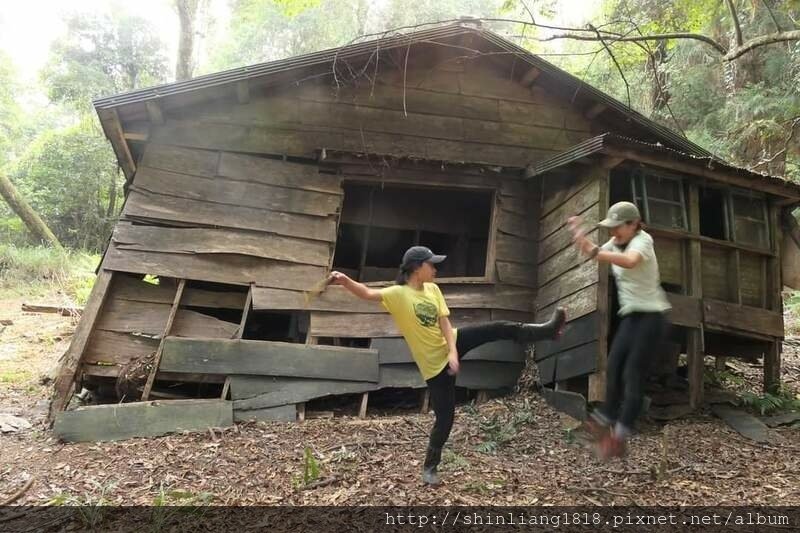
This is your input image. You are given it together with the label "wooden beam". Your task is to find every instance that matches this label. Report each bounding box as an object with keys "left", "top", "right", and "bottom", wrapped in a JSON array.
[
  {"left": 358, "top": 392, "right": 369, "bottom": 419},
  {"left": 96, "top": 109, "right": 136, "bottom": 181},
  {"left": 585, "top": 103, "right": 607, "bottom": 119},
  {"left": 145, "top": 100, "right": 165, "bottom": 125},
  {"left": 702, "top": 299, "right": 783, "bottom": 338},
  {"left": 589, "top": 172, "right": 610, "bottom": 403},
  {"left": 233, "top": 285, "right": 253, "bottom": 339},
  {"left": 604, "top": 147, "right": 800, "bottom": 203},
  {"left": 420, "top": 389, "right": 430, "bottom": 413},
  {"left": 236, "top": 80, "right": 250, "bottom": 104},
  {"left": 141, "top": 279, "right": 186, "bottom": 400},
  {"left": 687, "top": 183, "right": 704, "bottom": 409},
  {"left": 54, "top": 399, "right": 233, "bottom": 443},
  {"left": 520, "top": 67, "right": 541, "bottom": 86},
  {"left": 122, "top": 122, "right": 150, "bottom": 142},
  {"left": 48, "top": 269, "right": 114, "bottom": 424},
  {"left": 764, "top": 340, "right": 781, "bottom": 393},
  {"left": 600, "top": 155, "right": 625, "bottom": 169}
]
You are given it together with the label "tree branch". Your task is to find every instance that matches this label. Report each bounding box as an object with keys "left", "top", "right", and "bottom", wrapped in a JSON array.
[
  {"left": 538, "top": 31, "right": 727, "bottom": 55},
  {"left": 725, "top": 0, "right": 744, "bottom": 46},
  {"left": 724, "top": 30, "right": 800, "bottom": 60},
  {"left": 588, "top": 24, "right": 631, "bottom": 108},
  {"left": 760, "top": 0, "right": 783, "bottom": 33}
]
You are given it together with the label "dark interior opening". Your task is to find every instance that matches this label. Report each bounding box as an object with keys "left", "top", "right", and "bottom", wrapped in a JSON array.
[
  {"left": 609, "top": 167, "right": 633, "bottom": 205},
  {"left": 242, "top": 311, "right": 308, "bottom": 343},
  {"left": 699, "top": 187, "right": 727, "bottom": 240},
  {"left": 334, "top": 183, "right": 492, "bottom": 281}
]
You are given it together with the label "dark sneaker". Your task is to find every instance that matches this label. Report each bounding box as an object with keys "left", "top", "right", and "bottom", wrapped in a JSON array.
[{"left": 422, "top": 467, "right": 440, "bottom": 485}]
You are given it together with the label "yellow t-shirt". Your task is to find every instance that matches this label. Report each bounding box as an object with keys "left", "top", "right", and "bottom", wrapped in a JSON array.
[{"left": 380, "top": 283, "right": 457, "bottom": 380}]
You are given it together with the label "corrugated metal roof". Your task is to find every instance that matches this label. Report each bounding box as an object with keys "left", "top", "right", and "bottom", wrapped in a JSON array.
[{"left": 526, "top": 133, "right": 800, "bottom": 197}]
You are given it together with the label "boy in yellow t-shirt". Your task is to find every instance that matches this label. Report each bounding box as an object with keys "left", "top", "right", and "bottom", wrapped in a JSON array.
[{"left": 329, "top": 246, "right": 566, "bottom": 486}]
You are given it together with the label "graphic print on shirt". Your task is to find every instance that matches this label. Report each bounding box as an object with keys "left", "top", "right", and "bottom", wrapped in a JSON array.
[{"left": 414, "top": 300, "right": 438, "bottom": 327}]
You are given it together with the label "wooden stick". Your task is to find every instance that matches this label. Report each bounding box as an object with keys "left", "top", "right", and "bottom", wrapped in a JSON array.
[
  {"left": 0, "top": 477, "right": 34, "bottom": 506},
  {"left": 303, "top": 275, "right": 333, "bottom": 306},
  {"left": 142, "top": 279, "right": 185, "bottom": 400},
  {"left": 358, "top": 392, "right": 369, "bottom": 419}
]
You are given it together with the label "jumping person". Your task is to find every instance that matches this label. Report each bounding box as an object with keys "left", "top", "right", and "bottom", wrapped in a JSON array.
[
  {"left": 328, "top": 245, "right": 566, "bottom": 485},
  {"left": 567, "top": 201, "right": 671, "bottom": 459}
]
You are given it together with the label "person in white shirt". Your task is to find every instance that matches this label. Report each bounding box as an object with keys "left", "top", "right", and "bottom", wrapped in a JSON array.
[{"left": 568, "top": 201, "right": 671, "bottom": 459}]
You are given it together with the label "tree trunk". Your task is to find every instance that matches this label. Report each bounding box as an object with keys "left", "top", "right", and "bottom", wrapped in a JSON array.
[
  {"left": 175, "top": 0, "right": 200, "bottom": 81},
  {"left": 0, "top": 174, "right": 63, "bottom": 249}
]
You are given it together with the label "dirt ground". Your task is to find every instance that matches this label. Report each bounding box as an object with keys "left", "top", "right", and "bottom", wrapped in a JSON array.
[{"left": 1, "top": 294, "right": 800, "bottom": 507}]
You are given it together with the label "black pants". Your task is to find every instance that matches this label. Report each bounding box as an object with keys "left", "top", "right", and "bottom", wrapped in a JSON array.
[
  {"left": 424, "top": 321, "right": 545, "bottom": 468},
  {"left": 599, "top": 312, "right": 668, "bottom": 429}
]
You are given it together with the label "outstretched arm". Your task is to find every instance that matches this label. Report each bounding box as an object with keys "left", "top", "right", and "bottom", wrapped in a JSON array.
[
  {"left": 328, "top": 271, "right": 383, "bottom": 301},
  {"left": 567, "top": 216, "right": 643, "bottom": 269}
]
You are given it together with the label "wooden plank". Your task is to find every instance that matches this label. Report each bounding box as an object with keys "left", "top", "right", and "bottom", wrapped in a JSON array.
[
  {"left": 103, "top": 244, "right": 327, "bottom": 291},
  {"left": 537, "top": 356, "right": 556, "bottom": 386},
  {"left": 83, "top": 330, "right": 159, "bottom": 366},
  {"left": 48, "top": 270, "right": 114, "bottom": 423},
  {"left": 456, "top": 362, "right": 524, "bottom": 389},
  {"left": 112, "top": 274, "right": 247, "bottom": 309},
  {"left": 538, "top": 241, "right": 591, "bottom": 287},
  {"left": 701, "top": 245, "right": 729, "bottom": 300},
  {"left": 97, "top": 109, "right": 135, "bottom": 180},
  {"left": 653, "top": 236, "right": 682, "bottom": 287},
  {"left": 711, "top": 405, "right": 772, "bottom": 443},
  {"left": 160, "top": 337, "right": 380, "bottom": 382},
  {"left": 539, "top": 180, "right": 600, "bottom": 240},
  {"left": 236, "top": 80, "right": 250, "bottom": 104},
  {"left": 218, "top": 152, "right": 343, "bottom": 194},
  {"left": 739, "top": 252, "right": 764, "bottom": 307},
  {"left": 230, "top": 376, "right": 378, "bottom": 404},
  {"left": 54, "top": 399, "right": 233, "bottom": 443},
  {"left": 538, "top": 210, "right": 600, "bottom": 264},
  {"left": 495, "top": 233, "right": 536, "bottom": 264},
  {"left": 124, "top": 189, "right": 337, "bottom": 243},
  {"left": 358, "top": 392, "right": 369, "bottom": 418},
  {"left": 497, "top": 209, "right": 532, "bottom": 239},
  {"left": 687, "top": 328, "right": 704, "bottom": 409},
  {"left": 142, "top": 279, "right": 185, "bottom": 400},
  {"left": 133, "top": 166, "right": 341, "bottom": 218},
  {"left": 496, "top": 261, "right": 537, "bottom": 287},
  {"left": 535, "top": 312, "right": 598, "bottom": 361},
  {"left": 309, "top": 308, "right": 492, "bottom": 338},
  {"left": 95, "top": 299, "right": 238, "bottom": 338},
  {"left": 703, "top": 299, "right": 783, "bottom": 337},
  {"left": 535, "top": 283, "right": 598, "bottom": 323},
  {"left": 554, "top": 341, "right": 598, "bottom": 381},
  {"left": 535, "top": 259, "right": 598, "bottom": 311},
  {"left": 252, "top": 284, "right": 534, "bottom": 313},
  {"left": 145, "top": 100, "right": 165, "bottom": 125},
  {"left": 140, "top": 144, "right": 218, "bottom": 178},
  {"left": 540, "top": 387, "right": 587, "bottom": 421},
  {"left": 590, "top": 172, "right": 610, "bottom": 403},
  {"left": 686, "top": 183, "right": 704, "bottom": 409},
  {"left": 112, "top": 224, "right": 331, "bottom": 267},
  {"left": 498, "top": 194, "right": 527, "bottom": 216},
  {"left": 234, "top": 404, "right": 296, "bottom": 423},
  {"left": 379, "top": 364, "right": 426, "bottom": 389},
  {"left": 665, "top": 293, "right": 702, "bottom": 328},
  {"left": 762, "top": 411, "right": 800, "bottom": 428},
  {"left": 370, "top": 337, "right": 524, "bottom": 364},
  {"left": 539, "top": 169, "right": 598, "bottom": 218}
]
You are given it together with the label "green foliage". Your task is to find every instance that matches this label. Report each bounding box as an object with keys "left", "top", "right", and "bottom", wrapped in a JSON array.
[
  {"left": 0, "top": 244, "right": 99, "bottom": 304},
  {"left": 739, "top": 386, "right": 800, "bottom": 416},
  {"left": 294, "top": 446, "right": 321, "bottom": 487},
  {"left": 476, "top": 407, "right": 534, "bottom": 454},
  {"left": 0, "top": 52, "right": 21, "bottom": 169},
  {"left": 8, "top": 121, "right": 122, "bottom": 250},
  {"left": 41, "top": 11, "right": 168, "bottom": 114}
]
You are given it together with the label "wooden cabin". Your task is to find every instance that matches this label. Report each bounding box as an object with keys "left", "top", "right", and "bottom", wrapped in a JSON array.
[{"left": 49, "top": 23, "right": 800, "bottom": 430}]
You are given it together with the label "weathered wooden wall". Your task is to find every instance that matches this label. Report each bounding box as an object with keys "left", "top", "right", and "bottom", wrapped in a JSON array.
[{"left": 533, "top": 167, "right": 606, "bottom": 384}]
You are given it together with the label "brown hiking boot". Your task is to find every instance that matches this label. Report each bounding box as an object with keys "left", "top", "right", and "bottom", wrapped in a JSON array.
[{"left": 597, "top": 432, "right": 627, "bottom": 461}]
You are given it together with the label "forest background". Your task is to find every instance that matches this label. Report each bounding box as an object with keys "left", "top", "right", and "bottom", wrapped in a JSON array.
[{"left": 1, "top": 0, "right": 798, "bottom": 308}]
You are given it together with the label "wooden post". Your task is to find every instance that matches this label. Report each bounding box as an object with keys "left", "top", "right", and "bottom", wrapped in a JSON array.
[
  {"left": 48, "top": 269, "right": 114, "bottom": 423},
  {"left": 233, "top": 285, "right": 253, "bottom": 340},
  {"left": 141, "top": 279, "right": 186, "bottom": 400},
  {"left": 420, "top": 389, "right": 430, "bottom": 413},
  {"left": 764, "top": 340, "right": 781, "bottom": 393},
  {"left": 220, "top": 377, "right": 231, "bottom": 400},
  {"left": 358, "top": 392, "right": 369, "bottom": 418},
  {"left": 687, "top": 183, "right": 704, "bottom": 409},
  {"left": 589, "top": 170, "right": 610, "bottom": 403},
  {"left": 476, "top": 390, "right": 490, "bottom": 404},
  {"left": 297, "top": 403, "right": 306, "bottom": 422}
]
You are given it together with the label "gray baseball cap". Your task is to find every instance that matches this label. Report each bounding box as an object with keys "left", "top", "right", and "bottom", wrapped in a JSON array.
[
  {"left": 401, "top": 246, "right": 446, "bottom": 268},
  {"left": 598, "top": 201, "right": 641, "bottom": 228}
]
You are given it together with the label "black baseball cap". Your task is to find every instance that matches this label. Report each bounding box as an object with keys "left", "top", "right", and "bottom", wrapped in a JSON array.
[{"left": 401, "top": 246, "right": 446, "bottom": 268}]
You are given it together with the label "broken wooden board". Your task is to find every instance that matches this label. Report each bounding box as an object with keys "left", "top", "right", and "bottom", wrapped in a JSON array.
[
  {"left": 233, "top": 404, "right": 296, "bottom": 423},
  {"left": 230, "top": 375, "right": 378, "bottom": 405},
  {"left": 761, "top": 412, "right": 800, "bottom": 428},
  {"left": 540, "top": 387, "right": 587, "bottom": 421},
  {"left": 378, "top": 364, "right": 426, "bottom": 389},
  {"left": 53, "top": 399, "right": 233, "bottom": 442},
  {"left": 455, "top": 362, "right": 524, "bottom": 390},
  {"left": 711, "top": 405, "right": 772, "bottom": 443},
  {"left": 160, "top": 338, "right": 379, "bottom": 382},
  {"left": 371, "top": 338, "right": 524, "bottom": 365}
]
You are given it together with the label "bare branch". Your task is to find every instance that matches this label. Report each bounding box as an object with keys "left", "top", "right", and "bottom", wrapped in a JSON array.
[
  {"left": 760, "top": 0, "right": 783, "bottom": 33},
  {"left": 725, "top": 0, "right": 744, "bottom": 46},
  {"left": 588, "top": 24, "right": 631, "bottom": 108},
  {"left": 538, "top": 31, "right": 727, "bottom": 55},
  {"left": 724, "top": 30, "right": 800, "bottom": 60}
]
